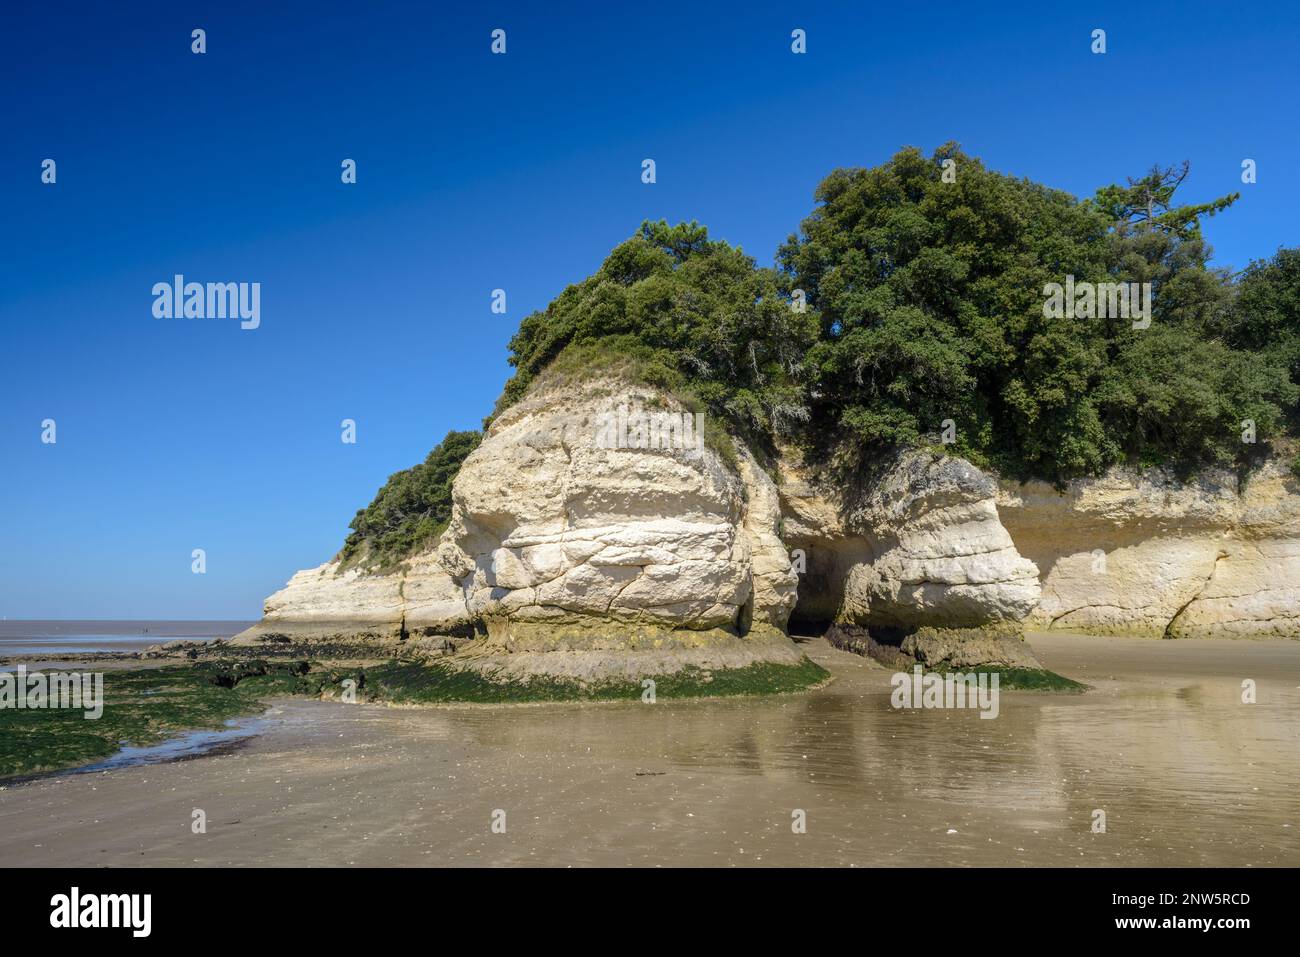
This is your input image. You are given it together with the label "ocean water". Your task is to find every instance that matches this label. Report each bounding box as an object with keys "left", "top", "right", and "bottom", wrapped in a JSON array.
[{"left": 0, "top": 620, "right": 254, "bottom": 656}]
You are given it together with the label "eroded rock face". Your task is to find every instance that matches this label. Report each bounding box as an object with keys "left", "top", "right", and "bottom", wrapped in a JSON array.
[
  {"left": 778, "top": 452, "right": 1041, "bottom": 631},
  {"left": 436, "top": 375, "right": 798, "bottom": 651},
  {"left": 784, "top": 450, "right": 1300, "bottom": 640},
  {"left": 736, "top": 450, "right": 804, "bottom": 635},
  {"left": 776, "top": 453, "right": 871, "bottom": 628},
  {"left": 237, "top": 374, "right": 802, "bottom": 675},
  {"left": 232, "top": 553, "right": 471, "bottom": 645},
  {"left": 998, "top": 459, "right": 1300, "bottom": 638},
  {"left": 848, "top": 453, "right": 1041, "bottom": 628},
  {"left": 238, "top": 370, "right": 1299, "bottom": 662}
]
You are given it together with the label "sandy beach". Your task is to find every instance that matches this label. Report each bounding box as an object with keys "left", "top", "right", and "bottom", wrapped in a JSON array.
[{"left": 1, "top": 633, "right": 1297, "bottom": 867}]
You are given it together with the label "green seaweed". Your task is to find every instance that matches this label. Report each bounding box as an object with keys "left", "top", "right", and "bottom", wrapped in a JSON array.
[
  {"left": 924, "top": 665, "right": 1089, "bottom": 693},
  {"left": 0, "top": 663, "right": 295, "bottom": 780},
  {"left": 358, "top": 657, "right": 829, "bottom": 704}
]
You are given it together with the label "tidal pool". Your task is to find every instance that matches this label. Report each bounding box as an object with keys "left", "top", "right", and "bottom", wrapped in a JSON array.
[{"left": 75, "top": 717, "right": 268, "bottom": 775}]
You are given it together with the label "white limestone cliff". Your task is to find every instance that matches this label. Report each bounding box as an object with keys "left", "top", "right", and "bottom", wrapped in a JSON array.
[
  {"left": 237, "top": 374, "right": 1300, "bottom": 660},
  {"left": 778, "top": 450, "right": 1041, "bottom": 631},
  {"left": 997, "top": 458, "right": 1300, "bottom": 638},
  {"left": 847, "top": 452, "right": 1041, "bottom": 628},
  {"left": 236, "top": 372, "right": 803, "bottom": 677}
]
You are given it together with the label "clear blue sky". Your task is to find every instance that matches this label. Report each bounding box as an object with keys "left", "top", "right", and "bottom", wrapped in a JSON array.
[{"left": 2, "top": 1, "right": 1297, "bottom": 619}]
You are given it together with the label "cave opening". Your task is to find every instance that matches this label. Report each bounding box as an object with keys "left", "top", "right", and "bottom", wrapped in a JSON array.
[{"left": 786, "top": 535, "right": 871, "bottom": 637}]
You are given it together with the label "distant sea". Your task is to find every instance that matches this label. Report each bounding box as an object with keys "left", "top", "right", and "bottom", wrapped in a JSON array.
[{"left": 0, "top": 620, "right": 255, "bottom": 656}]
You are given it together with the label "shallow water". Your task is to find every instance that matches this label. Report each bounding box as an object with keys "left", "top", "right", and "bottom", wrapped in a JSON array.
[
  {"left": 1, "top": 633, "right": 1297, "bottom": 866},
  {"left": 1, "top": 635, "right": 193, "bottom": 656},
  {"left": 75, "top": 718, "right": 268, "bottom": 774},
  {"left": 401, "top": 634, "right": 1300, "bottom": 866}
]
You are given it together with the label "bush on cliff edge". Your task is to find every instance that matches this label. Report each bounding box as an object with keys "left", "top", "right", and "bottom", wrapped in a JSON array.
[{"left": 338, "top": 429, "right": 481, "bottom": 570}]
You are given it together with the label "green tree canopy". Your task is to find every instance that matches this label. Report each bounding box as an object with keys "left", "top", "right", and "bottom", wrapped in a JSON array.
[
  {"left": 497, "top": 219, "right": 819, "bottom": 455},
  {"left": 778, "top": 144, "right": 1294, "bottom": 481},
  {"left": 1221, "top": 248, "right": 1300, "bottom": 407}
]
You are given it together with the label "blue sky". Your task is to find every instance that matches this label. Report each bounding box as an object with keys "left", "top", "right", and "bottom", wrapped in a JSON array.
[{"left": 2, "top": 1, "right": 1297, "bottom": 619}]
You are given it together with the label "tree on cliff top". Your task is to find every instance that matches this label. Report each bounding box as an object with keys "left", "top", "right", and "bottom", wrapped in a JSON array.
[
  {"left": 778, "top": 144, "right": 1295, "bottom": 482},
  {"left": 495, "top": 219, "right": 819, "bottom": 456},
  {"left": 340, "top": 148, "right": 1300, "bottom": 567}
]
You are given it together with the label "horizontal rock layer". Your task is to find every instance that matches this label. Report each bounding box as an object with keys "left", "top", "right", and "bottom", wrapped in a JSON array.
[{"left": 998, "top": 459, "right": 1300, "bottom": 639}]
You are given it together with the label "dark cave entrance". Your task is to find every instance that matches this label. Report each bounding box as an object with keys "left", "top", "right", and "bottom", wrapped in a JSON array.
[{"left": 786, "top": 535, "right": 872, "bottom": 637}]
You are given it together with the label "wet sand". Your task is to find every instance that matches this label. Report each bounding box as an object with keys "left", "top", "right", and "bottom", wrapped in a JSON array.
[{"left": 1, "top": 633, "right": 1297, "bottom": 867}]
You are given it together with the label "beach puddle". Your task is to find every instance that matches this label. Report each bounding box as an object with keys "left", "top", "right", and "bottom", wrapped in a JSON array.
[{"left": 74, "top": 716, "right": 269, "bottom": 774}]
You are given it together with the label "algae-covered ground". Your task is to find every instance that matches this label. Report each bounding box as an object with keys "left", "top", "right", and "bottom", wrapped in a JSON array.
[
  {"left": 0, "top": 656, "right": 830, "bottom": 780},
  {"left": 363, "top": 656, "right": 831, "bottom": 704},
  {"left": 0, "top": 661, "right": 317, "bottom": 779}
]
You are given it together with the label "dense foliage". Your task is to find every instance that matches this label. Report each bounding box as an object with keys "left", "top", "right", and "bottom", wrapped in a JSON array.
[
  {"left": 341, "top": 146, "right": 1300, "bottom": 566},
  {"left": 778, "top": 145, "right": 1296, "bottom": 481},
  {"left": 1221, "top": 248, "right": 1300, "bottom": 408},
  {"left": 338, "top": 430, "right": 481, "bottom": 569},
  {"left": 496, "top": 220, "right": 818, "bottom": 455}
]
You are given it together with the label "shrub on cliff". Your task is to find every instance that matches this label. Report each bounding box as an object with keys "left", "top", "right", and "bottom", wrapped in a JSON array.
[
  {"left": 338, "top": 429, "right": 482, "bottom": 570},
  {"left": 494, "top": 219, "right": 819, "bottom": 457}
]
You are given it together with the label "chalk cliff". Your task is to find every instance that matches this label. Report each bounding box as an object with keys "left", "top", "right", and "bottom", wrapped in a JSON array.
[
  {"left": 782, "top": 450, "right": 1299, "bottom": 642},
  {"left": 778, "top": 452, "right": 1038, "bottom": 623},
  {"left": 777, "top": 450, "right": 1044, "bottom": 667},
  {"left": 235, "top": 373, "right": 803, "bottom": 679},
  {"left": 997, "top": 458, "right": 1300, "bottom": 639},
  {"left": 237, "top": 374, "right": 1300, "bottom": 671}
]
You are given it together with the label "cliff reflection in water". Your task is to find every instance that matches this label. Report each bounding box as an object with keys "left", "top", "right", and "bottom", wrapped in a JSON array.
[{"left": 437, "top": 635, "right": 1300, "bottom": 866}]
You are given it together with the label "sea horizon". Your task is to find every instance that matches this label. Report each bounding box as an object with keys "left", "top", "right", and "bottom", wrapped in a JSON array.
[{"left": 0, "top": 620, "right": 256, "bottom": 656}]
